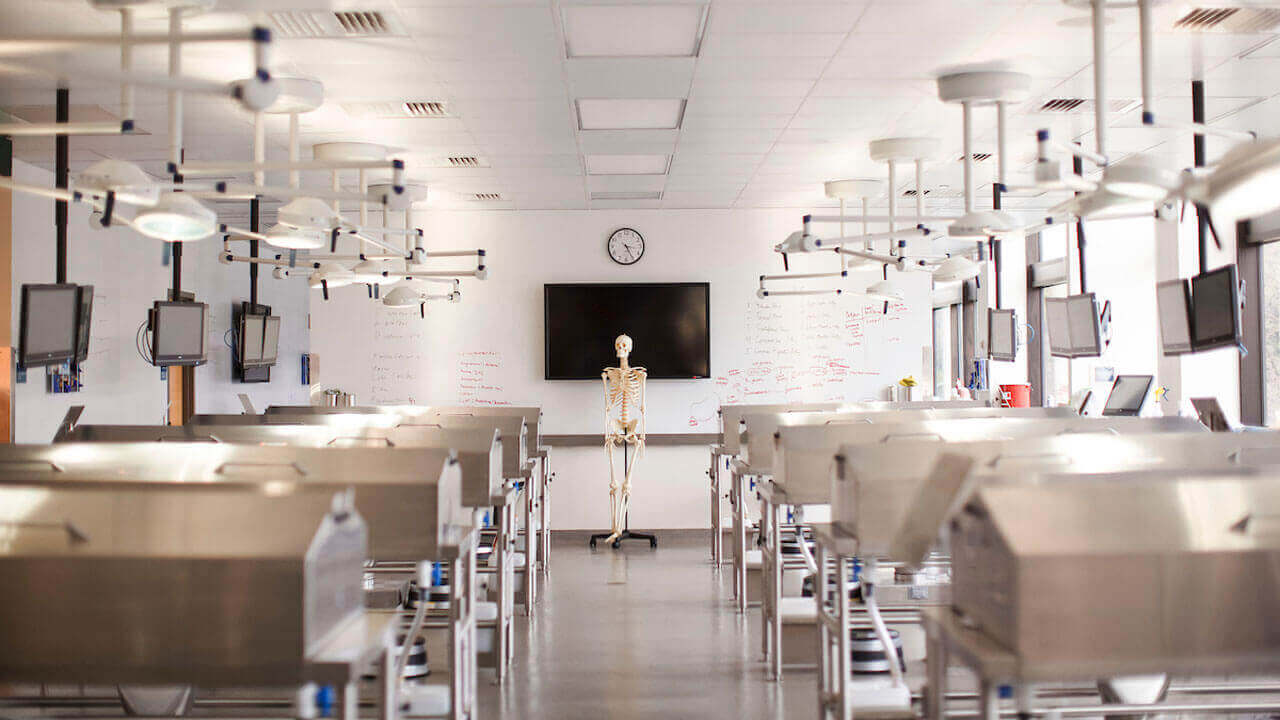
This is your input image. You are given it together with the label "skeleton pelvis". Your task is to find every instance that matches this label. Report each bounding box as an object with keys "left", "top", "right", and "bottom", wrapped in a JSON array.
[{"left": 607, "top": 418, "right": 639, "bottom": 437}]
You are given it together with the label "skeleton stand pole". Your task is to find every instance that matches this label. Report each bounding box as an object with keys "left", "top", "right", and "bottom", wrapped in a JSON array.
[{"left": 589, "top": 442, "right": 657, "bottom": 550}]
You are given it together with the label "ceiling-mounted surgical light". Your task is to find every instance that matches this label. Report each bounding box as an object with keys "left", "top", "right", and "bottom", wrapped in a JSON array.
[
  {"left": 932, "top": 255, "right": 982, "bottom": 283},
  {"left": 948, "top": 210, "right": 1021, "bottom": 238},
  {"left": 1102, "top": 155, "right": 1180, "bottom": 201},
  {"left": 308, "top": 261, "right": 355, "bottom": 290},
  {"left": 277, "top": 196, "right": 338, "bottom": 230},
  {"left": 263, "top": 223, "right": 326, "bottom": 250},
  {"left": 352, "top": 258, "right": 393, "bottom": 284},
  {"left": 132, "top": 191, "right": 216, "bottom": 241},
  {"left": 1191, "top": 137, "right": 1280, "bottom": 221},
  {"left": 866, "top": 278, "right": 904, "bottom": 301},
  {"left": 382, "top": 285, "right": 425, "bottom": 308},
  {"left": 76, "top": 158, "right": 160, "bottom": 207}
]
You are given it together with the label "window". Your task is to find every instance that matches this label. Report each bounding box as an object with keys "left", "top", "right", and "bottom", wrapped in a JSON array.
[
  {"left": 1262, "top": 243, "right": 1280, "bottom": 425},
  {"left": 933, "top": 307, "right": 952, "bottom": 398},
  {"left": 1042, "top": 283, "right": 1071, "bottom": 406}
]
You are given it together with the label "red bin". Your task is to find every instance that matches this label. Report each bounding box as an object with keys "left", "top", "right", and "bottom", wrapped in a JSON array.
[{"left": 999, "top": 383, "right": 1031, "bottom": 408}]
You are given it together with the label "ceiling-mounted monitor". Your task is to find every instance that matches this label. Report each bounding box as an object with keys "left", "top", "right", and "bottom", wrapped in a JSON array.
[
  {"left": 988, "top": 308, "right": 1016, "bottom": 362},
  {"left": 74, "top": 285, "right": 94, "bottom": 364},
  {"left": 151, "top": 301, "right": 208, "bottom": 367},
  {"left": 1045, "top": 293, "right": 1101, "bottom": 359},
  {"left": 1066, "top": 293, "right": 1102, "bottom": 358},
  {"left": 1045, "top": 297, "right": 1073, "bottom": 358},
  {"left": 1156, "top": 278, "right": 1193, "bottom": 356},
  {"left": 261, "top": 316, "right": 281, "bottom": 365},
  {"left": 1190, "top": 264, "right": 1242, "bottom": 352},
  {"left": 1101, "top": 374, "right": 1153, "bottom": 417},
  {"left": 18, "top": 284, "right": 80, "bottom": 369}
]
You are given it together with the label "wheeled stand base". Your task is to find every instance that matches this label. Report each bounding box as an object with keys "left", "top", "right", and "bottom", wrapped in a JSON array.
[{"left": 589, "top": 529, "right": 657, "bottom": 550}]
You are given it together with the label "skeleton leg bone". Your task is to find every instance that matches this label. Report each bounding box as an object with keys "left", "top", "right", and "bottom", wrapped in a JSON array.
[
  {"left": 605, "top": 435, "right": 621, "bottom": 542},
  {"left": 614, "top": 435, "right": 644, "bottom": 542}
]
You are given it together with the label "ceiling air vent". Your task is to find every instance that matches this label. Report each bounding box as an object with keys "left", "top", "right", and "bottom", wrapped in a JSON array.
[
  {"left": 448, "top": 156, "right": 484, "bottom": 168},
  {"left": 591, "top": 191, "right": 662, "bottom": 201},
  {"left": 902, "top": 189, "right": 932, "bottom": 197},
  {"left": 340, "top": 101, "right": 453, "bottom": 119},
  {"left": 404, "top": 101, "right": 449, "bottom": 118},
  {"left": 268, "top": 9, "right": 406, "bottom": 39},
  {"left": 957, "top": 152, "right": 992, "bottom": 162},
  {"left": 472, "top": 193, "right": 503, "bottom": 201},
  {"left": 334, "top": 11, "right": 391, "bottom": 35},
  {"left": 1037, "top": 97, "right": 1139, "bottom": 114},
  {"left": 1174, "top": 7, "right": 1280, "bottom": 33}
]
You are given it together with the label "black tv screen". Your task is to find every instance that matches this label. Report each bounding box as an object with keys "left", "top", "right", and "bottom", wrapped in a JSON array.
[{"left": 544, "top": 283, "right": 710, "bottom": 380}]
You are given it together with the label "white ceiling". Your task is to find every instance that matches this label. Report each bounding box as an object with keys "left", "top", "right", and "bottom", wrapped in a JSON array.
[{"left": 2, "top": 0, "right": 1280, "bottom": 216}]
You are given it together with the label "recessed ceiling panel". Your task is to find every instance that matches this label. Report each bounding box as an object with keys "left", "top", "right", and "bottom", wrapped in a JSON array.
[
  {"left": 585, "top": 153, "right": 670, "bottom": 175},
  {"left": 563, "top": 4, "right": 707, "bottom": 58},
  {"left": 576, "top": 98, "right": 686, "bottom": 130}
]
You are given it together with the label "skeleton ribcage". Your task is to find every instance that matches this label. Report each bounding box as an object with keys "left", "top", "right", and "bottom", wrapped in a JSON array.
[{"left": 605, "top": 367, "right": 646, "bottom": 428}]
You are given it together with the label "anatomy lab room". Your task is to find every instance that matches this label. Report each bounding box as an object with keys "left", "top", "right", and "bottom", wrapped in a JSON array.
[{"left": 2, "top": 1, "right": 1280, "bottom": 719}]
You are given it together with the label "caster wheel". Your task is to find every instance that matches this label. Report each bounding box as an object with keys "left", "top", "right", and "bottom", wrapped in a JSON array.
[
  {"left": 612, "top": 540, "right": 621, "bottom": 549},
  {"left": 649, "top": 539, "right": 657, "bottom": 548},
  {"left": 589, "top": 538, "right": 597, "bottom": 549}
]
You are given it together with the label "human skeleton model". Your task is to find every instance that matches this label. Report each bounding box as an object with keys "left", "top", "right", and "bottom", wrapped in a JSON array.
[{"left": 602, "top": 334, "right": 647, "bottom": 543}]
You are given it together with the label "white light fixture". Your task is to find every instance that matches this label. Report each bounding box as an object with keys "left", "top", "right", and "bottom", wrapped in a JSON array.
[
  {"left": 563, "top": 4, "right": 707, "bottom": 58},
  {"left": 309, "top": 262, "right": 355, "bottom": 290},
  {"left": 585, "top": 154, "right": 671, "bottom": 175},
  {"left": 948, "top": 210, "right": 1022, "bottom": 238},
  {"left": 351, "top": 258, "right": 392, "bottom": 284},
  {"left": 936, "top": 69, "right": 1031, "bottom": 238},
  {"left": 932, "top": 255, "right": 982, "bottom": 283},
  {"left": 1194, "top": 137, "right": 1280, "bottom": 221},
  {"left": 1102, "top": 155, "right": 1180, "bottom": 200},
  {"left": 577, "top": 98, "right": 686, "bottom": 130},
  {"left": 76, "top": 158, "right": 160, "bottom": 207},
  {"left": 866, "top": 279, "right": 904, "bottom": 301},
  {"left": 383, "top": 284, "right": 425, "bottom": 308},
  {"left": 132, "top": 192, "right": 216, "bottom": 242},
  {"left": 263, "top": 223, "right": 327, "bottom": 250},
  {"left": 262, "top": 77, "right": 324, "bottom": 115},
  {"left": 277, "top": 196, "right": 338, "bottom": 230}
]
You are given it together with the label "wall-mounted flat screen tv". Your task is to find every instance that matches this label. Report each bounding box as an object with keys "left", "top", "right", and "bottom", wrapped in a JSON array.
[{"left": 544, "top": 282, "right": 710, "bottom": 380}]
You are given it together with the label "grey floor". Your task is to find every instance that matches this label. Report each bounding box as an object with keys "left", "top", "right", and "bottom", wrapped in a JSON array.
[{"left": 477, "top": 533, "right": 815, "bottom": 720}]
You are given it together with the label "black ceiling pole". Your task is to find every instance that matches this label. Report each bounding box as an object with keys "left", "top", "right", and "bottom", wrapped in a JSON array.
[
  {"left": 55, "top": 87, "right": 69, "bottom": 284},
  {"left": 171, "top": 150, "right": 183, "bottom": 297},
  {"left": 991, "top": 182, "right": 1002, "bottom": 309},
  {"left": 1192, "top": 79, "right": 1209, "bottom": 274},
  {"left": 249, "top": 196, "right": 260, "bottom": 307},
  {"left": 1073, "top": 153, "right": 1087, "bottom": 294}
]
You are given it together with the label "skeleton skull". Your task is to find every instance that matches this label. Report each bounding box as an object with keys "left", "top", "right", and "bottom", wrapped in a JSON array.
[{"left": 614, "top": 334, "right": 633, "bottom": 359}]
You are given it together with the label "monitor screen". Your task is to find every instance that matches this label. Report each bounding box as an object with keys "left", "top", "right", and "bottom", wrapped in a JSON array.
[
  {"left": 1044, "top": 297, "right": 1073, "bottom": 358},
  {"left": 1066, "top": 293, "right": 1101, "bottom": 357},
  {"left": 1102, "top": 374, "right": 1153, "bottom": 417},
  {"left": 544, "top": 283, "right": 710, "bottom": 380},
  {"left": 241, "top": 315, "right": 265, "bottom": 365},
  {"left": 261, "top": 316, "right": 281, "bottom": 364},
  {"left": 1156, "top": 279, "right": 1193, "bottom": 356},
  {"left": 18, "top": 284, "right": 80, "bottom": 368},
  {"left": 153, "top": 301, "right": 207, "bottom": 366},
  {"left": 1190, "top": 265, "right": 1241, "bottom": 351},
  {"left": 989, "top": 308, "right": 1016, "bottom": 362},
  {"left": 74, "top": 285, "right": 94, "bottom": 363}
]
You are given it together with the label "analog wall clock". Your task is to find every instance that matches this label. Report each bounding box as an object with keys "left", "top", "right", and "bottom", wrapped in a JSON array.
[{"left": 607, "top": 227, "right": 644, "bottom": 265}]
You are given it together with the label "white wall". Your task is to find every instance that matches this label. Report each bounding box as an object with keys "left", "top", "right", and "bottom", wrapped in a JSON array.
[
  {"left": 310, "top": 209, "right": 935, "bottom": 529},
  {"left": 10, "top": 160, "right": 309, "bottom": 442}
]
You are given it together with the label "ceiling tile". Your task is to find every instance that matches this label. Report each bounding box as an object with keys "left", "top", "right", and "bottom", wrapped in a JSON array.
[{"left": 563, "top": 4, "right": 707, "bottom": 58}]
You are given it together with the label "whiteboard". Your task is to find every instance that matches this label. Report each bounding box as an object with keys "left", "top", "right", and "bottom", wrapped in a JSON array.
[{"left": 308, "top": 210, "right": 935, "bottom": 434}]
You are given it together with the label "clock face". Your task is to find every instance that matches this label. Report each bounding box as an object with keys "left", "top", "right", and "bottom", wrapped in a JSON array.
[{"left": 608, "top": 228, "right": 644, "bottom": 265}]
